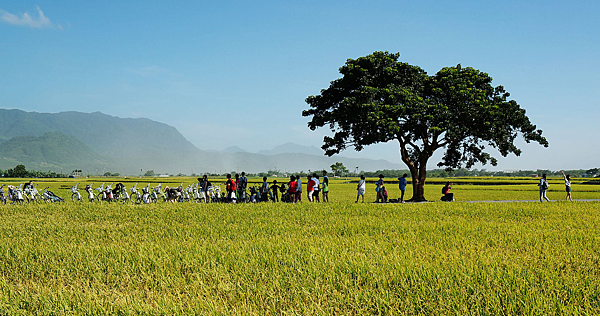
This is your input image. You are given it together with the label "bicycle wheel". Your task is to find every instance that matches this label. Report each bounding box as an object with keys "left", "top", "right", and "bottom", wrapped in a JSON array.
[{"left": 72, "top": 193, "right": 81, "bottom": 203}]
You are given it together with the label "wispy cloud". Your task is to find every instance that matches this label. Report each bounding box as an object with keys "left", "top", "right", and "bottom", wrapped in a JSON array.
[{"left": 0, "top": 6, "right": 62, "bottom": 29}]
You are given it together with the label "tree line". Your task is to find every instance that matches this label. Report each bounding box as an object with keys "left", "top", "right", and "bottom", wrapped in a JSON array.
[{"left": 1, "top": 165, "right": 67, "bottom": 178}]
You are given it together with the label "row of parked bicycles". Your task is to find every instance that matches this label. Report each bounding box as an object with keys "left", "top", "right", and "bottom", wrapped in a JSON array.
[
  {"left": 1, "top": 182, "right": 260, "bottom": 204},
  {"left": 0, "top": 184, "right": 64, "bottom": 204},
  {"left": 0, "top": 181, "right": 282, "bottom": 205}
]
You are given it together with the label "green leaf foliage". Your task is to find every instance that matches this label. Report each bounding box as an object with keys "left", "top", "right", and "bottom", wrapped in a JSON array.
[{"left": 303, "top": 51, "right": 548, "bottom": 200}]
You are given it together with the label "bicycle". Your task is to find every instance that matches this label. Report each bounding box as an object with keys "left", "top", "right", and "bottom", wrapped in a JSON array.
[
  {"left": 28, "top": 185, "right": 41, "bottom": 203},
  {"left": 7, "top": 185, "right": 24, "bottom": 204},
  {"left": 71, "top": 183, "right": 83, "bottom": 202},
  {"left": 41, "top": 187, "right": 64, "bottom": 203},
  {"left": 130, "top": 183, "right": 140, "bottom": 204},
  {"left": 0, "top": 185, "right": 6, "bottom": 204},
  {"left": 116, "top": 184, "right": 130, "bottom": 204},
  {"left": 84, "top": 183, "right": 95, "bottom": 202}
]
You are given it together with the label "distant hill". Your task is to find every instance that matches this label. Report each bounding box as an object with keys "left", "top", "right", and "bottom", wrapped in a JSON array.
[
  {"left": 221, "top": 146, "right": 247, "bottom": 153},
  {"left": 256, "top": 143, "right": 323, "bottom": 156},
  {"left": 0, "top": 109, "right": 200, "bottom": 174},
  {"left": 0, "top": 131, "right": 112, "bottom": 172},
  {"left": 0, "top": 109, "right": 404, "bottom": 175}
]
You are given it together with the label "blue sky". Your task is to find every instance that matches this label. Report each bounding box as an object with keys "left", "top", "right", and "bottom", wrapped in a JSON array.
[{"left": 1, "top": 0, "right": 598, "bottom": 171}]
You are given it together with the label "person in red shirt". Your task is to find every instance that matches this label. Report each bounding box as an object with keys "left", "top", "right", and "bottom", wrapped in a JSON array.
[
  {"left": 287, "top": 175, "right": 297, "bottom": 203},
  {"left": 225, "top": 174, "right": 237, "bottom": 203},
  {"left": 307, "top": 175, "right": 316, "bottom": 202}
]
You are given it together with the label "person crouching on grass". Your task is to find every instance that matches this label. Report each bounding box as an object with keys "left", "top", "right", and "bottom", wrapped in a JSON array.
[
  {"left": 381, "top": 186, "right": 388, "bottom": 203},
  {"left": 441, "top": 182, "right": 453, "bottom": 202}
]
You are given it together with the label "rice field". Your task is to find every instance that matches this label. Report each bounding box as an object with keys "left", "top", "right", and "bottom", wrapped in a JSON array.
[{"left": 0, "top": 177, "right": 599, "bottom": 314}]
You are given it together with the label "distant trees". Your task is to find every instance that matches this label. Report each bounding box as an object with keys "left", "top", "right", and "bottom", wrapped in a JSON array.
[
  {"left": 330, "top": 162, "right": 348, "bottom": 177},
  {"left": 586, "top": 168, "right": 599, "bottom": 177},
  {"left": 144, "top": 170, "right": 156, "bottom": 177},
  {"left": 1, "top": 165, "right": 65, "bottom": 178}
]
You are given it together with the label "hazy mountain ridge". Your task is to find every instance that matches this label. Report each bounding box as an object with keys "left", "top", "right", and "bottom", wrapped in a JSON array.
[
  {"left": 256, "top": 143, "right": 323, "bottom": 156},
  {"left": 0, "top": 109, "right": 403, "bottom": 174},
  {"left": 0, "top": 131, "right": 113, "bottom": 172}
]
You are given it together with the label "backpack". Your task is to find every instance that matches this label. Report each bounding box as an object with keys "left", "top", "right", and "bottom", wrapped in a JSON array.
[
  {"left": 541, "top": 180, "right": 549, "bottom": 190},
  {"left": 227, "top": 179, "right": 237, "bottom": 191}
]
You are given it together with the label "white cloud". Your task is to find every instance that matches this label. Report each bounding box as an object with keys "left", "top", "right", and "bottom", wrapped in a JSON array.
[{"left": 0, "top": 6, "right": 62, "bottom": 29}]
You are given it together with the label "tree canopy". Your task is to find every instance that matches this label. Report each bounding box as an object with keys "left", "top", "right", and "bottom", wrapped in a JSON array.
[
  {"left": 303, "top": 51, "right": 548, "bottom": 201},
  {"left": 330, "top": 162, "right": 348, "bottom": 176}
]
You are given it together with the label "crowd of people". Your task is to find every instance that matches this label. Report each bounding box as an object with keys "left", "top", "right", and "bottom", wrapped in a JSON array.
[
  {"left": 356, "top": 173, "right": 410, "bottom": 203},
  {"left": 196, "top": 171, "right": 330, "bottom": 203}
]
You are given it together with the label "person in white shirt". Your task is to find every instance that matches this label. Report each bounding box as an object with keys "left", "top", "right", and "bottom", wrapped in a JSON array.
[
  {"left": 356, "top": 175, "right": 366, "bottom": 203},
  {"left": 312, "top": 173, "right": 320, "bottom": 203},
  {"left": 561, "top": 171, "right": 572, "bottom": 201}
]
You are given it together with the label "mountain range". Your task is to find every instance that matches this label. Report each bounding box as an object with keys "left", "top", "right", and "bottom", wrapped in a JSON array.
[{"left": 0, "top": 109, "right": 403, "bottom": 175}]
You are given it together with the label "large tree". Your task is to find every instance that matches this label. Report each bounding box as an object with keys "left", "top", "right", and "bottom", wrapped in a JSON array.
[{"left": 303, "top": 51, "right": 548, "bottom": 201}]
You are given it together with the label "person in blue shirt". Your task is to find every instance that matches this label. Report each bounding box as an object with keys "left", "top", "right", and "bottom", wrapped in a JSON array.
[
  {"left": 398, "top": 173, "right": 408, "bottom": 203},
  {"left": 261, "top": 176, "right": 269, "bottom": 202},
  {"left": 238, "top": 172, "right": 248, "bottom": 201},
  {"left": 538, "top": 173, "right": 550, "bottom": 202}
]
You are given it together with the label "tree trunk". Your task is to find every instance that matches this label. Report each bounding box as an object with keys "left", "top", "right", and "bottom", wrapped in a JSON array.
[
  {"left": 407, "top": 162, "right": 428, "bottom": 202},
  {"left": 397, "top": 139, "right": 431, "bottom": 202}
]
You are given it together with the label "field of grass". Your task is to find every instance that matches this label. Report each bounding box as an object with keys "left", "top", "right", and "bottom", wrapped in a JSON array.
[{"left": 0, "top": 201, "right": 599, "bottom": 314}]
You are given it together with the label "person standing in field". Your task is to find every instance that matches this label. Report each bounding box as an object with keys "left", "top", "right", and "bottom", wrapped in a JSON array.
[
  {"left": 198, "top": 177, "right": 206, "bottom": 201},
  {"left": 322, "top": 170, "right": 329, "bottom": 202},
  {"left": 270, "top": 180, "right": 280, "bottom": 202},
  {"left": 538, "top": 173, "right": 550, "bottom": 202},
  {"left": 561, "top": 171, "right": 572, "bottom": 201},
  {"left": 261, "top": 176, "right": 269, "bottom": 202},
  {"left": 296, "top": 175, "right": 302, "bottom": 202},
  {"left": 356, "top": 175, "right": 366, "bottom": 203},
  {"left": 238, "top": 172, "right": 248, "bottom": 200},
  {"left": 287, "top": 175, "right": 297, "bottom": 203},
  {"left": 312, "top": 174, "right": 320, "bottom": 203},
  {"left": 226, "top": 174, "right": 237, "bottom": 203},
  {"left": 235, "top": 173, "right": 240, "bottom": 200},
  {"left": 202, "top": 175, "right": 211, "bottom": 203},
  {"left": 307, "top": 175, "right": 315, "bottom": 202},
  {"left": 375, "top": 174, "right": 384, "bottom": 203},
  {"left": 398, "top": 173, "right": 408, "bottom": 203}
]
